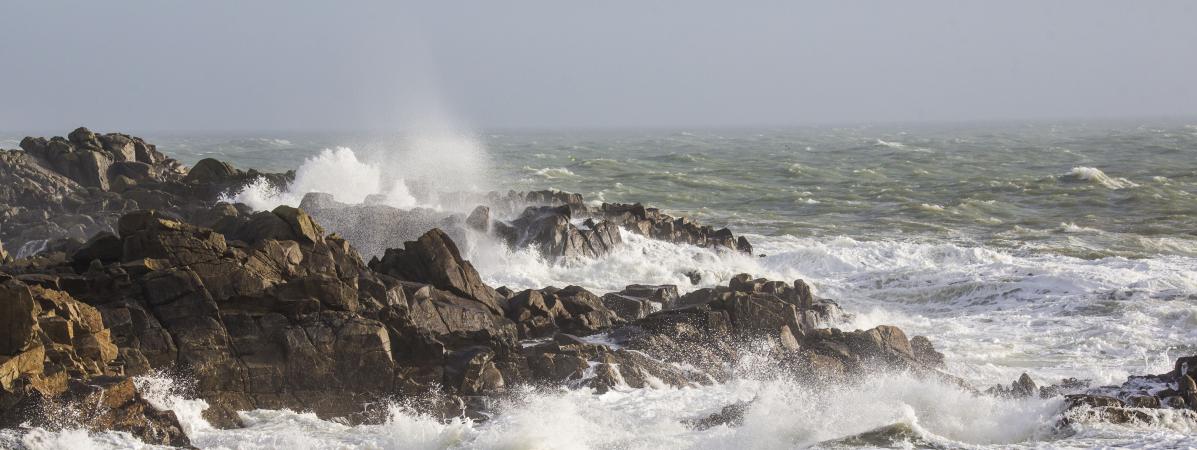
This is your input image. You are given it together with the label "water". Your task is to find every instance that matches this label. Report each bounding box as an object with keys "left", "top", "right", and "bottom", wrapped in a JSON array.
[{"left": 3, "top": 121, "right": 1197, "bottom": 448}]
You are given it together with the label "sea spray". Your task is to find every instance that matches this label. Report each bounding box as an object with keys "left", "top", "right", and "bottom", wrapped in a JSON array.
[
  {"left": 224, "top": 131, "right": 489, "bottom": 212},
  {"left": 224, "top": 147, "right": 417, "bottom": 211}
]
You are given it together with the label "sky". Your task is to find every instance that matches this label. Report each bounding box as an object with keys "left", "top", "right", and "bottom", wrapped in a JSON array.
[{"left": 1, "top": 1, "right": 1195, "bottom": 132}]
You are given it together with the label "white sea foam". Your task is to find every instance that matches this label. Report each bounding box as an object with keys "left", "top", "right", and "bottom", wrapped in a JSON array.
[
  {"left": 222, "top": 147, "right": 418, "bottom": 211},
  {"left": 1066, "top": 166, "right": 1139, "bottom": 189},
  {"left": 525, "top": 166, "right": 577, "bottom": 179},
  {"left": 470, "top": 230, "right": 1197, "bottom": 388}
]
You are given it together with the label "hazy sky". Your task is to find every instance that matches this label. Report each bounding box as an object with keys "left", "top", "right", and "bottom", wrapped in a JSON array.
[{"left": 2, "top": 1, "right": 1195, "bottom": 132}]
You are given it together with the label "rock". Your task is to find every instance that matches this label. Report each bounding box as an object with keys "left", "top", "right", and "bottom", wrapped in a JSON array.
[
  {"left": 502, "top": 205, "right": 623, "bottom": 260},
  {"left": 465, "top": 205, "right": 490, "bottom": 232},
  {"left": 98, "top": 134, "right": 137, "bottom": 162},
  {"left": 910, "top": 335, "right": 944, "bottom": 367},
  {"left": 68, "top": 127, "right": 102, "bottom": 149},
  {"left": 822, "top": 422, "right": 927, "bottom": 448},
  {"left": 107, "top": 161, "right": 154, "bottom": 182},
  {"left": 1011, "top": 373, "right": 1038, "bottom": 398},
  {"left": 506, "top": 286, "right": 620, "bottom": 338},
  {"left": 601, "top": 293, "right": 654, "bottom": 321},
  {"left": 272, "top": 205, "right": 324, "bottom": 243},
  {"left": 72, "top": 231, "right": 123, "bottom": 265},
  {"left": 184, "top": 158, "right": 239, "bottom": 183},
  {"left": 64, "top": 377, "right": 191, "bottom": 447},
  {"left": 686, "top": 401, "right": 751, "bottom": 430},
  {"left": 369, "top": 228, "right": 505, "bottom": 315}
]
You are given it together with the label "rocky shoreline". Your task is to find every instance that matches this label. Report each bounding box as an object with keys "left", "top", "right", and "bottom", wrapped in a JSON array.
[{"left": 1, "top": 128, "right": 1193, "bottom": 447}]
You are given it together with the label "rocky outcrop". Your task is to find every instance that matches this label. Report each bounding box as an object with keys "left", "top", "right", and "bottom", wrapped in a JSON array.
[
  {"left": 0, "top": 128, "right": 293, "bottom": 263},
  {"left": 0, "top": 275, "right": 188, "bottom": 446},
  {"left": 597, "top": 202, "right": 752, "bottom": 254},
  {"left": 1057, "top": 355, "right": 1197, "bottom": 426},
  {"left": 368, "top": 228, "right": 506, "bottom": 315},
  {"left": 494, "top": 205, "right": 623, "bottom": 260}
]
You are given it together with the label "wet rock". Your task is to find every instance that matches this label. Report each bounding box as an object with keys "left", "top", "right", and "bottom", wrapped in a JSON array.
[
  {"left": 1012, "top": 373, "right": 1038, "bottom": 398},
  {"left": 822, "top": 422, "right": 928, "bottom": 448},
  {"left": 909, "top": 335, "right": 944, "bottom": 367},
  {"left": 369, "top": 228, "right": 505, "bottom": 315},
  {"left": 465, "top": 205, "right": 490, "bottom": 232},
  {"left": 502, "top": 205, "right": 622, "bottom": 260},
  {"left": 686, "top": 401, "right": 751, "bottom": 430},
  {"left": 0, "top": 277, "right": 172, "bottom": 441},
  {"left": 599, "top": 201, "right": 750, "bottom": 254},
  {"left": 506, "top": 286, "right": 621, "bottom": 338}
]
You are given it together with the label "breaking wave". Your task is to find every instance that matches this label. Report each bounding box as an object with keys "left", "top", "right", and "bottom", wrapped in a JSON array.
[
  {"left": 1065, "top": 166, "right": 1139, "bottom": 189},
  {"left": 222, "top": 147, "right": 417, "bottom": 211}
]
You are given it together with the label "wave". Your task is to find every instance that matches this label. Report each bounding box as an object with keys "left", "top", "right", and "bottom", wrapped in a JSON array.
[
  {"left": 524, "top": 166, "right": 577, "bottom": 179},
  {"left": 468, "top": 229, "right": 1196, "bottom": 387},
  {"left": 874, "top": 139, "right": 908, "bottom": 149},
  {"left": 29, "top": 368, "right": 1197, "bottom": 449},
  {"left": 1065, "top": 167, "right": 1139, "bottom": 189},
  {"left": 222, "top": 147, "right": 417, "bottom": 211}
]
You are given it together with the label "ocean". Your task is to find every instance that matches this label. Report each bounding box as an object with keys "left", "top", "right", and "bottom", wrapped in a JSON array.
[{"left": 3, "top": 121, "right": 1196, "bottom": 448}]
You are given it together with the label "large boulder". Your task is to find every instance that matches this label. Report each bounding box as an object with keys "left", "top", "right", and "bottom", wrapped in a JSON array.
[
  {"left": 183, "top": 158, "right": 239, "bottom": 184},
  {"left": 369, "top": 228, "right": 505, "bottom": 315}
]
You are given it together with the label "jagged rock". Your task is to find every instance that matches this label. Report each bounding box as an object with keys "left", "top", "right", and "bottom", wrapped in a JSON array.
[
  {"left": 506, "top": 286, "right": 620, "bottom": 338},
  {"left": 466, "top": 205, "right": 490, "bottom": 232},
  {"left": 272, "top": 205, "right": 324, "bottom": 243},
  {"left": 910, "top": 335, "right": 944, "bottom": 367},
  {"left": 599, "top": 201, "right": 750, "bottom": 254},
  {"left": 62, "top": 377, "right": 191, "bottom": 447},
  {"left": 0, "top": 276, "right": 181, "bottom": 443},
  {"left": 502, "top": 205, "right": 622, "bottom": 260},
  {"left": 1012, "top": 373, "right": 1038, "bottom": 398},
  {"left": 0, "top": 130, "right": 957, "bottom": 441},
  {"left": 369, "top": 228, "right": 505, "bottom": 315},
  {"left": 686, "top": 401, "right": 751, "bottom": 430}
]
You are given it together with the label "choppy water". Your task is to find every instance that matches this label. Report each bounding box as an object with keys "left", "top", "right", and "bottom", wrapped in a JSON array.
[{"left": 3, "top": 121, "right": 1197, "bottom": 448}]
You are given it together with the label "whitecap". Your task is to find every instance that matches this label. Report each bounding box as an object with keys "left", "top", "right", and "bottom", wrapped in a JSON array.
[{"left": 1065, "top": 166, "right": 1139, "bottom": 189}]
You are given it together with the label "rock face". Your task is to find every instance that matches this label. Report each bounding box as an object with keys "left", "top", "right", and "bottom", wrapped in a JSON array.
[
  {"left": 0, "top": 275, "right": 188, "bottom": 446},
  {"left": 369, "top": 228, "right": 506, "bottom": 315}
]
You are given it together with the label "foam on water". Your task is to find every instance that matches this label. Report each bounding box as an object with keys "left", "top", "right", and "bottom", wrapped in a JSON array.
[
  {"left": 224, "top": 147, "right": 418, "bottom": 211},
  {"left": 1066, "top": 166, "right": 1140, "bottom": 189},
  {"left": 15, "top": 369, "right": 1196, "bottom": 449},
  {"left": 467, "top": 229, "right": 1197, "bottom": 389}
]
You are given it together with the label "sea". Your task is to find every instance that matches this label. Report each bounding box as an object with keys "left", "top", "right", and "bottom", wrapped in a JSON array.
[{"left": 2, "top": 121, "right": 1196, "bottom": 449}]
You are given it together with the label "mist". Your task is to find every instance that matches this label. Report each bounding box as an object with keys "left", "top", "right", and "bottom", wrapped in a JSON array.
[{"left": 1, "top": 0, "right": 1195, "bottom": 132}]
